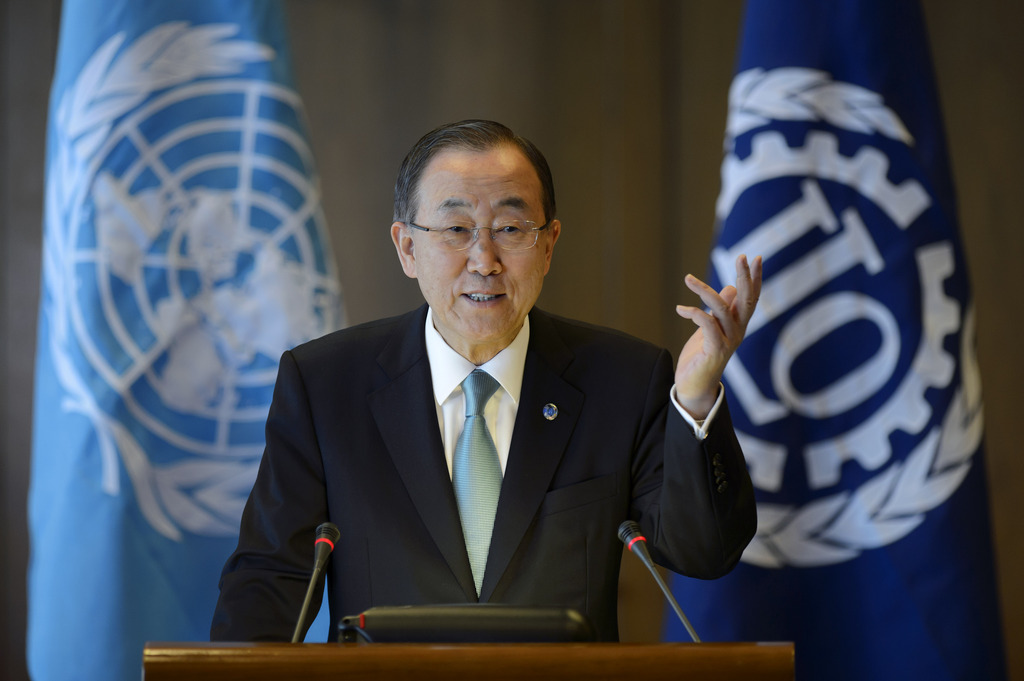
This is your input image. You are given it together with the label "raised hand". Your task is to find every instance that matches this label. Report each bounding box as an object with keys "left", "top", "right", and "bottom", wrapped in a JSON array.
[{"left": 673, "top": 254, "right": 762, "bottom": 419}]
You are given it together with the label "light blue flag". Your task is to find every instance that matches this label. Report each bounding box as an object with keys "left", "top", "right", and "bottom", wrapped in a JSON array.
[
  {"left": 29, "top": 1, "right": 342, "bottom": 679},
  {"left": 666, "top": 1, "right": 1006, "bottom": 680}
]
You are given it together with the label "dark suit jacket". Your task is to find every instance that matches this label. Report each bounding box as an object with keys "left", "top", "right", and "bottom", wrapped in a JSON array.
[{"left": 211, "top": 305, "right": 755, "bottom": 642}]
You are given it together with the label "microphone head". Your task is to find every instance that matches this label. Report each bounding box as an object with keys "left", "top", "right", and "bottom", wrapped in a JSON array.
[
  {"left": 617, "top": 520, "right": 644, "bottom": 547},
  {"left": 315, "top": 521, "right": 340, "bottom": 546},
  {"left": 312, "top": 522, "right": 341, "bottom": 567},
  {"left": 315, "top": 520, "right": 339, "bottom": 540}
]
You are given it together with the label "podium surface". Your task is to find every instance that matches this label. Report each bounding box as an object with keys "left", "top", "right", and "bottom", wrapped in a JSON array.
[{"left": 143, "top": 642, "right": 794, "bottom": 681}]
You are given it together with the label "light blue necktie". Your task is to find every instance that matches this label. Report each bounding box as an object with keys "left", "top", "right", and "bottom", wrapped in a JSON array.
[{"left": 453, "top": 369, "right": 503, "bottom": 595}]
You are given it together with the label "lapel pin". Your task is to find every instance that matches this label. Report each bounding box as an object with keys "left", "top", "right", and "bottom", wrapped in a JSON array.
[{"left": 542, "top": 403, "right": 558, "bottom": 421}]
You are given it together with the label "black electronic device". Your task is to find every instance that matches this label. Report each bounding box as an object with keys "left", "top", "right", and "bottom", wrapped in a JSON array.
[{"left": 339, "top": 604, "right": 596, "bottom": 643}]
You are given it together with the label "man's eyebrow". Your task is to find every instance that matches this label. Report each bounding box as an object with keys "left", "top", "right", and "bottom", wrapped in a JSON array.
[
  {"left": 436, "top": 197, "right": 532, "bottom": 212},
  {"left": 438, "top": 198, "right": 471, "bottom": 211},
  {"left": 496, "top": 197, "right": 529, "bottom": 210}
]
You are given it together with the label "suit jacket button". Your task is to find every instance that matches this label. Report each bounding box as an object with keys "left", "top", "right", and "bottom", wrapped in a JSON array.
[{"left": 717, "top": 481, "right": 729, "bottom": 493}]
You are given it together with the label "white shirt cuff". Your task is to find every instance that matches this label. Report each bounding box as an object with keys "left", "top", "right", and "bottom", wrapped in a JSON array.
[{"left": 669, "top": 383, "right": 724, "bottom": 441}]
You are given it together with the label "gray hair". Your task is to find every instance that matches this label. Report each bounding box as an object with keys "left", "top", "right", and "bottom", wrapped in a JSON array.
[{"left": 393, "top": 119, "right": 556, "bottom": 224}]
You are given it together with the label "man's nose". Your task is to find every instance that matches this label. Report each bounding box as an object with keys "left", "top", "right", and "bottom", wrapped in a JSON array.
[{"left": 466, "top": 229, "right": 502, "bottom": 274}]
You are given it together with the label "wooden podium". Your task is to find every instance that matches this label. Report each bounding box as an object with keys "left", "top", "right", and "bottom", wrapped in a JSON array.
[{"left": 143, "top": 642, "right": 794, "bottom": 681}]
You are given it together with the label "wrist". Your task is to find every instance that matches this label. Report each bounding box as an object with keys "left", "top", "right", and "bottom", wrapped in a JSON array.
[{"left": 673, "top": 387, "right": 717, "bottom": 421}]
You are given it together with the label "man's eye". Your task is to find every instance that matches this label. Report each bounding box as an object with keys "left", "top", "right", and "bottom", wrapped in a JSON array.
[
  {"left": 496, "top": 224, "right": 525, "bottom": 235},
  {"left": 445, "top": 225, "right": 472, "bottom": 234}
]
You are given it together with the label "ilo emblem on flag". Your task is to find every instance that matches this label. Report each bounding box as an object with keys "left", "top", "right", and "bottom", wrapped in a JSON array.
[
  {"left": 712, "top": 68, "right": 983, "bottom": 568},
  {"left": 42, "top": 23, "right": 341, "bottom": 541}
]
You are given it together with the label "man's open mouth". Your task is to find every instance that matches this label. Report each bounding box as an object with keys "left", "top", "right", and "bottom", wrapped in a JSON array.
[{"left": 467, "top": 293, "right": 500, "bottom": 302}]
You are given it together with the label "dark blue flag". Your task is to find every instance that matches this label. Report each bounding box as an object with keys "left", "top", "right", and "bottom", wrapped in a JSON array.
[
  {"left": 29, "top": 1, "right": 342, "bottom": 679},
  {"left": 665, "top": 2, "right": 1007, "bottom": 679}
]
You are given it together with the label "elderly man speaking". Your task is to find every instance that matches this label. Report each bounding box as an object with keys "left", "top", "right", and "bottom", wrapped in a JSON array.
[{"left": 211, "top": 119, "right": 762, "bottom": 642}]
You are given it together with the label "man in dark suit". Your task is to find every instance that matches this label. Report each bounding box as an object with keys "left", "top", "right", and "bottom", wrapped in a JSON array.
[{"left": 211, "top": 120, "right": 762, "bottom": 642}]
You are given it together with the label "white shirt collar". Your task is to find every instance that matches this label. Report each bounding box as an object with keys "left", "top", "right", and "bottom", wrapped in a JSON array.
[{"left": 424, "top": 307, "right": 529, "bottom": 405}]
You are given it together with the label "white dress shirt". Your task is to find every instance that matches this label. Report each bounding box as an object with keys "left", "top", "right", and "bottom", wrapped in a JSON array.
[{"left": 423, "top": 308, "right": 722, "bottom": 480}]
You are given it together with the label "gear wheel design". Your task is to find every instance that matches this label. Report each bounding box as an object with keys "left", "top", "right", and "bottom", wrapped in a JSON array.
[
  {"left": 716, "top": 128, "right": 971, "bottom": 568},
  {"left": 717, "top": 130, "right": 931, "bottom": 225}
]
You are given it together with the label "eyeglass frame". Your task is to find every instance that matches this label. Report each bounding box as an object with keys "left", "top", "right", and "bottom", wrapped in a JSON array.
[{"left": 404, "top": 219, "right": 552, "bottom": 251}]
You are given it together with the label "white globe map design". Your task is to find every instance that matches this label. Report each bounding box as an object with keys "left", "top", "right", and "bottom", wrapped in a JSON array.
[{"left": 44, "top": 23, "right": 341, "bottom": 540}]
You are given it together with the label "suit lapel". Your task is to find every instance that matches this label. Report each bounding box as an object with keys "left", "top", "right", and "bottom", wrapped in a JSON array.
[
  {"left": 480, "top": 310, "right": 583, "bottom": 601},
  {"left": 367, "top": 306, "right": 477, "bottom": 601}
]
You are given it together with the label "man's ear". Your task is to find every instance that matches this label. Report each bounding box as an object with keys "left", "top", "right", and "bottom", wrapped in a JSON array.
[
  {"left": 541, "top": 218, "right": 561, "bottom": 275},
  {"left": 391, "top": 221, "right": 418, "bottom": 279}
]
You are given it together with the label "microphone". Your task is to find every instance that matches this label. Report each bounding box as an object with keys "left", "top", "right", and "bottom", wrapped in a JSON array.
[
  {"left": 290, "top": 522, "right": 341, "bottom": 643},
  {"left": 618, "top": 520, "right": 701, "bottom": 642}
]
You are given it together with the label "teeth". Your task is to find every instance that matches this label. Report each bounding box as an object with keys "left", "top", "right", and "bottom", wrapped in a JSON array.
[{"left": 469, "top": 293, "right": 497, "bottom": 302}]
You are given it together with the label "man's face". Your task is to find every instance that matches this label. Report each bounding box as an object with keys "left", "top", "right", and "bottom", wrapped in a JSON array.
[{"left": 391, "top": 145, "right": 560, "bottom": 364}]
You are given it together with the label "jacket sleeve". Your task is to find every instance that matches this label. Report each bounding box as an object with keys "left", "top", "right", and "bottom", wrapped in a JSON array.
[
  {"left": 210, "top": 350, "right": 329, "bottom": 641},
  {"left": 629, "top": 350, "right": 756, "bottom": 579}
]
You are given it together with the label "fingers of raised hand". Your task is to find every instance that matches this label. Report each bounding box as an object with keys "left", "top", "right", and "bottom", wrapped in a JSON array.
[
  {"left": 734, "top": 254, "right": 763, "bottom": 325},
  {"left": 679, "top": 254, "right": 762, "bottom": 351},
  {"left": 675, "top": 303, "right": 729, "bottom": 351},
  {"left": 683, "top": 275, "right": 741, "bottom": 342}
]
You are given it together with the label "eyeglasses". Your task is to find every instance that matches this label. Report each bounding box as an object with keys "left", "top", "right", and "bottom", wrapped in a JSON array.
[{"left": 405, "top": 219, "right": 551, "bottom": 251}]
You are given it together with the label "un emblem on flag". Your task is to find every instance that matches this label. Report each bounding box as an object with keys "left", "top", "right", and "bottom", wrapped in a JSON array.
[
  {"left": 712, "top": 68, "right": 983, "bottom": 567},
  {"left": 42, "top": 23, "right": 341, "bottom": 540}
]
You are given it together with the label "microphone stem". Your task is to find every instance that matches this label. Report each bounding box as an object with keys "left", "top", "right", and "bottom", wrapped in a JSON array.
[
  {"left": 291, "top": 563, "right": 323, "bottom": 643},
  {"left": 647, "top": 564, "right": 701, "bottom": 643},
  {"left": 619, "top": 521, "right": 701, "bottom": 643}
]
